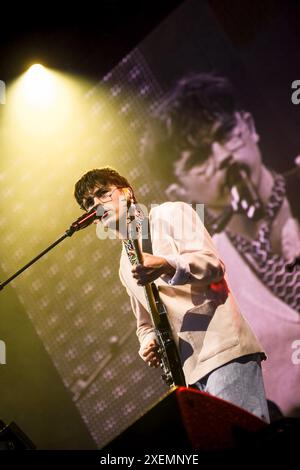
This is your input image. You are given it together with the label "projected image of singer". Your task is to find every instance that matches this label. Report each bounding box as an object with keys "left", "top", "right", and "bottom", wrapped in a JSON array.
[
  {"left": 141, "top": 73, "right": 300, "bottom": 419},
  {"left": 73, "top": 167, "right": 269, "bottom": 422}
]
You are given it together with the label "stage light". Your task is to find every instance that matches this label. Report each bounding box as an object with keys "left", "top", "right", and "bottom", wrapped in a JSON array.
[
  {"left": 22, "top": 63, "right": 55, "bottom": 106},
  {"left": 6, "top": 66, "right": 86, "bottom": 137},
  {"left": 27, "top": 63, "right": 45, "bottom": 73}
]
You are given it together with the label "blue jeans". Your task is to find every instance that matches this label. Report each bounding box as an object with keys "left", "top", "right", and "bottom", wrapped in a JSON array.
[{"left": 193, "top": 353, "right": 270, "bottom": 423}]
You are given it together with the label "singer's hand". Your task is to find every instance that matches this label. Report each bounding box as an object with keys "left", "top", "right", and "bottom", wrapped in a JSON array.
[
  {"left": 141, "top": 339, "right": 160, "bottom": 368},
  {"left": 131, "top": 253, "right": 175, "bottom": 285}
]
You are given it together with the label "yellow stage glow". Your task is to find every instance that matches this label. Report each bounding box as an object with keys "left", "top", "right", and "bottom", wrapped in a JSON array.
[
  {"left": 0, "top": 66, "right": 133, "bottom": 240},
  {"left": 23, "top": 64, "right": 55, "bottom": 106},
  {"left": 7, "top": 67, "right": 84, "bottom": 137}
]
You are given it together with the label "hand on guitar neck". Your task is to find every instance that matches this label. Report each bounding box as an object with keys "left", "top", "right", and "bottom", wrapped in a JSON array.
[
  {"left": 141, "top": 339, "right": 160, "bottom": 368},
  {"left": 131, "top": 252, "right": 175, "bottom": 286}
]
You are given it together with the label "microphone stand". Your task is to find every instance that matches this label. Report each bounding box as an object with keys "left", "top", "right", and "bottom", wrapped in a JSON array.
[
  {"left": 70, "top": 323, "right": 136, "bottom": 402},
  {"left": 0, "top": 207, "right": 99, "bottom": 292}
]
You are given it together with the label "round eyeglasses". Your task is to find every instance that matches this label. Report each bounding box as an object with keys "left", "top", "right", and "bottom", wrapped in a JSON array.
[{"left": 82, "top": 187, "right": 119, "bottom": 212}]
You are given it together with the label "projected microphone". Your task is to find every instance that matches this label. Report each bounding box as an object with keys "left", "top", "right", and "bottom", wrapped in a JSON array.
[{"left": 225, "top": 161, "right": 264, "bottom": 221}]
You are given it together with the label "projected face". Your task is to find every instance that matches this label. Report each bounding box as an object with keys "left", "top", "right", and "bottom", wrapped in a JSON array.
[
  {"left": 169, "top": 112, "right": 262, "bottom": 211},
  {"left": 82, "top": 185, "right": 129, "bottom": 233}
]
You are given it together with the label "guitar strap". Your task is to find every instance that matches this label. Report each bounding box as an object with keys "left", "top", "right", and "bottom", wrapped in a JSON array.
[{"left": 141, "top": 217, "right": 153, "bottom": 255}]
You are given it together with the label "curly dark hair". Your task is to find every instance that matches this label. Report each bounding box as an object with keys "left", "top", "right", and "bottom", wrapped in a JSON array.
[
  {"left": 74, "top": 167, "right": 135, "bottom": 210},
  {"left": 141, "top": 73, "right": 240, "bottom": 183}
]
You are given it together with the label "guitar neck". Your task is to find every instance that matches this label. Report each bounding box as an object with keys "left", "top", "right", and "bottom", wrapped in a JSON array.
[
  {"left": 130, "top": 238, "right": 162, "bottom": 328},
  {"left": 128, "top": 235, "right": 186, "bottom": 388}
]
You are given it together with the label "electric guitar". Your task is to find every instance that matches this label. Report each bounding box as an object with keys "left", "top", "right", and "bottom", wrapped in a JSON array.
[{"left": 129, "top": 235, "right": 186, "bottom": 388}]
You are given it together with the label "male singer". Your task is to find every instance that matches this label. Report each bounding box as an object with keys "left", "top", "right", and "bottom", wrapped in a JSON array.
[{"left": 74, "top": 166, "right": 269, "bottom": 422}]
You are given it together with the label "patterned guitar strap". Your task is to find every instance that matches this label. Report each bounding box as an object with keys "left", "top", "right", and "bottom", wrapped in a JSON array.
[
  {"left": 122, "top": 203, "right": 149, "bottom": 265},
  {"left": 226, "top": 174, "right": 300, "bottom": 313}
]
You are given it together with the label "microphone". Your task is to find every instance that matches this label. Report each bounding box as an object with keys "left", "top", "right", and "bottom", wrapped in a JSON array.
[
  {"left": 210, "top": 205, "right": 234, "bottom": 234},
  {"left": 66, "top": 205, "right": 105, "bottom": 235},
  {"left": 225, "top": 162, "right": 264, "bottom": 220}
]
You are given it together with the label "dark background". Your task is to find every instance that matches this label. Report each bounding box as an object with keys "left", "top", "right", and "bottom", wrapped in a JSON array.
[{"left": 0, "top": 1, "right": 184, "bottom": 82}]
